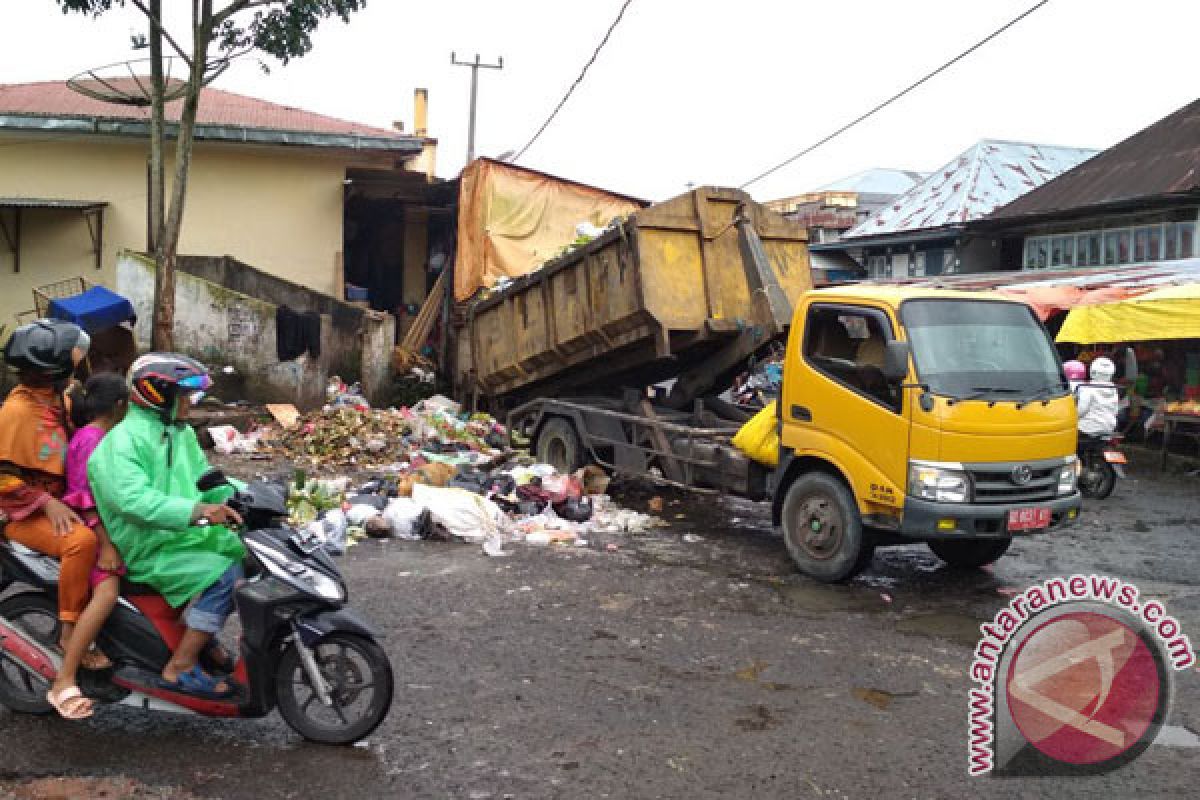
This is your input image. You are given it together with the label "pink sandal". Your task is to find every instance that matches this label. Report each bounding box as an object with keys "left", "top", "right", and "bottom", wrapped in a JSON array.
[{"left": 47, "top": 686, "right": 93, "bottom": 720}]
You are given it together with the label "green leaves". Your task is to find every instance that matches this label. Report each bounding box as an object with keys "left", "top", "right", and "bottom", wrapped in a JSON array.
[{"left": 55, "top": 0, "right": 368, "bottom": 66}]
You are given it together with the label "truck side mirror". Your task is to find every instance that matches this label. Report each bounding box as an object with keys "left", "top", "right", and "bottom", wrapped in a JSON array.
[{"left": 883, "top": 341, "right": 910, "bottom": 382}]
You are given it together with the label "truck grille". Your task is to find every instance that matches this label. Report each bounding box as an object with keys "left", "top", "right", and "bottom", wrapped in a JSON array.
[{"left": 969, "top": 464, "right": 1060, "bottom": 505}]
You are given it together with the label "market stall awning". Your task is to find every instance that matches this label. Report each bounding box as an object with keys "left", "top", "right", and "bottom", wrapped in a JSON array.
[{"left": 1056, "top": 283, "right": 1200, "bottom": 344}]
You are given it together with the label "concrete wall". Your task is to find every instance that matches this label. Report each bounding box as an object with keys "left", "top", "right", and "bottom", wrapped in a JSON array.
[
  {"left": 0, "top": 131, "right": 392, "bottom": 326},
  {"left": 117, "top": 251, "right": 394, "bottom": 409}
]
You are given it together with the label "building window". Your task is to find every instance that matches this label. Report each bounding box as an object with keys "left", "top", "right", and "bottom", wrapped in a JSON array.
[
  {"left": 1134, "top": 228, "right": 1149, "bottom": 262},
  {"left": 1181, "top": 222, "right": 1196, "bottom": 258},
  {"left": 1165, "top": 223, "right": 1179, "bottom": 259},
  {"left": 1103, "top": 231, "right": 1118, "bottom": 265}
]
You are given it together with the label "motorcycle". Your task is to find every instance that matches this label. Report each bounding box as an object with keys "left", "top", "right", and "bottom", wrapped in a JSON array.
[
  {"left": 0, "top": 469, "right": 393, "bottom": 744},
  {"left": 1077, "top": 433, "right": 1127, "bottom": 500}
]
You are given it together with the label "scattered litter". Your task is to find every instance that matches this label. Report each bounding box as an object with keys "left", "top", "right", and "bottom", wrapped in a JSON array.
[
  {"left": 647, "top": 496, "right": 664, "bottom": 513},
  {"left": 880, "top": 593, "right": 894, "bottom": 604},
  {"left": 682, "top": 533, "right": 703, "bottom": 543}
]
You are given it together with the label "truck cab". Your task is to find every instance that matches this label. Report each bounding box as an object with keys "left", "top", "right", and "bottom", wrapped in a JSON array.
[{"left": 774, "top": 286, "right": 1082, "bottom": 581}]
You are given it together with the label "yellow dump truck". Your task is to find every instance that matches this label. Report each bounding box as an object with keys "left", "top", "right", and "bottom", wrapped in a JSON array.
[{"left": 459, "top": 187, "right": 1081, "bottom": 581}]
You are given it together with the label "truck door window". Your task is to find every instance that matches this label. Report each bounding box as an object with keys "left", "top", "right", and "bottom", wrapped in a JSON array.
[{"left": 804, "top": 305, "right": 900, "bottom": 412}]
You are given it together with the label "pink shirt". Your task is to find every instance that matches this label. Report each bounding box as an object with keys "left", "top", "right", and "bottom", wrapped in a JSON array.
[{"left": 62, "top": 423, "right": 106, "bottom": 517}]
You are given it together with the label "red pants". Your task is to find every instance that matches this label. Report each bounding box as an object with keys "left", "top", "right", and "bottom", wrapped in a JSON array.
[{"left": 5, "top": 514, "right": 97, "bottom": 623}]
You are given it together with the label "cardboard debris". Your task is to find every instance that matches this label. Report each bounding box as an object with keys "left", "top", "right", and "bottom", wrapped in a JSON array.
[{"left": 265, "top": 403, "right": 301, "bottom": 430}]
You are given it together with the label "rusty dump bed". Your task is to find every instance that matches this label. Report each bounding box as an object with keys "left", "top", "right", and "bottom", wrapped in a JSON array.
[{"left": 464, "top": 187, "right": 812, "bottom": 404}]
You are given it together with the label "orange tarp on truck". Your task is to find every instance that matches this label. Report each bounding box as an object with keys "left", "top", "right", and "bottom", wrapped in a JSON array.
[{"left": 454, "top": 158, "right": 645, "bottom": 301}]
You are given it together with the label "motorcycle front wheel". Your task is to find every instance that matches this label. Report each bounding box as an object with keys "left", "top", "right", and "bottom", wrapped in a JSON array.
[
  {"left": 1079, "top": 458, "right": 1117, "bottom": 500},
  {"left": 275, "top": 632, "right": 394, "bottom": 745}
]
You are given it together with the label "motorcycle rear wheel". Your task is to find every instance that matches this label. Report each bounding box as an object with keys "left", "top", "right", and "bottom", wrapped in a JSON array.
[
  {"left": 0, "top": 593, "right": 58, "bottom": 714},
  {"left": 275, "top": 632, "right": 393, "bottom": 745}
]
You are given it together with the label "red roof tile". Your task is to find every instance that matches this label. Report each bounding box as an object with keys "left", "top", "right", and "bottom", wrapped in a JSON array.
[{"left": 0, "top": 79, "right": 405, "bottom": 140}]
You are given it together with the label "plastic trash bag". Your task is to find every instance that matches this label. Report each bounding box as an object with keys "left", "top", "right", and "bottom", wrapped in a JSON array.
[
  {"left": 411, "top": 483, "right": 507, "bottom": 542},
  {"left": 731, "top": 400, "right": 779, "bottom": 467},
  {"left": 382, "top": 497, "right": 430, "bottom": 540}
]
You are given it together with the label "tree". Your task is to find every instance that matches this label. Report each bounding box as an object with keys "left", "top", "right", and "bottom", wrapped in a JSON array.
[{"left": 57, "top": 1, "right": 366, "bottom": 349}]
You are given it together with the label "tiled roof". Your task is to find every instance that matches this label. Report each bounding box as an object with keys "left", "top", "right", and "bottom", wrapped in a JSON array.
[
  {"left": 842, "top": 140, "right": 1098, "bottom": 241},
  {"left": 987, "top": 97, "right": 1200, "bottom": 222},
  {"left": 0, "top": 79, "right": 407, "bottom": 141}
]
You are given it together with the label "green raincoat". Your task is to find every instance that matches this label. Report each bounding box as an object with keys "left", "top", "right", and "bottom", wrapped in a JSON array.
[{"left": 88, "top": 405, "right": 245, "bottom": 608}]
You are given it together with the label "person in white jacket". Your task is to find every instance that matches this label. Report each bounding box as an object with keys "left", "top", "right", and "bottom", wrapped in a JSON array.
[{"left": 1075, "top": 357, "right": 1119, "bottom": 438}]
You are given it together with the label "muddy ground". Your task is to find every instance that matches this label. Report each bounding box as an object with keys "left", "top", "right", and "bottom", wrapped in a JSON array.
[{"left": 2, "top": 451, "right": 1198, "bottom": 798}]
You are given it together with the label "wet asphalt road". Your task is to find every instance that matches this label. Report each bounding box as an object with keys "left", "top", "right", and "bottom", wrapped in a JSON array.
[{"left": 2, "top": 452, "right": 1198, "bottom": 799}]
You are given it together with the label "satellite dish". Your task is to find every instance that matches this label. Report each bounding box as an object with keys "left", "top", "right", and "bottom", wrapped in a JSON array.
[{"left": 67, "top": 56, "right": 227, "bottom": 107}]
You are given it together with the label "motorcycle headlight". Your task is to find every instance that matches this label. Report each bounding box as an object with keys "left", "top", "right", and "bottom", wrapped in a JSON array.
[
  {"left": 908, "top": 462, "right": 969, "bottom": 504},
  {"left": 1057, "top": 456, "right": 1078, "bottom": 496}
]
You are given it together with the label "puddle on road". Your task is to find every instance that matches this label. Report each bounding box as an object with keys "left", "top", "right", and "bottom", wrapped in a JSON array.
[
  {"left": 774, "top": 582, "right": 885, "bottom": 613},
  {"left": 1156, "top": 725, "right": 1200, "bottom": 748},
  {"left": 895, "top": 612, "right": 985, "bottom": 648}
]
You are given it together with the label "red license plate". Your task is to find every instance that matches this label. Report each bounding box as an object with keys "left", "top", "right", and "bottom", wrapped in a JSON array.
[
  {"left": 1103, "top": 450, "right": 1127, "bottom": 464},
  {"left": 1008, "top": 507, "right": 1052, "bottom": 532}
]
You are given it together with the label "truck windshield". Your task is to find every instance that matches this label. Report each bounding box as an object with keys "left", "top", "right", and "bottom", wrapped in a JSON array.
[{"left": 900, "top": 299, "right": 1065, "bottom": 400}]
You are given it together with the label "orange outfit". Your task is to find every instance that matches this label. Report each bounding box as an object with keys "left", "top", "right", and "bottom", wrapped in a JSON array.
[{"left": 0, "top": 385, "right": 97, "bottom": 623}]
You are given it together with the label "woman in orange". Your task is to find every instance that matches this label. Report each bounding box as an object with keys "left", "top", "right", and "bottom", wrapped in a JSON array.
[{"left": 0, "top": 319, "right": 107, "bottom": 719}]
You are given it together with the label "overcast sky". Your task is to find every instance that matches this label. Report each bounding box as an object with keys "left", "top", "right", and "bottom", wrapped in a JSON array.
[{"left": 3, "top": 0, "right": 1199, "bottom": 203}]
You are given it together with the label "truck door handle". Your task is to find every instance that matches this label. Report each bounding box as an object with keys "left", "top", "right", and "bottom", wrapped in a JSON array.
[{"left": 791, "top": 405, "right": 812, "bottom": 422}]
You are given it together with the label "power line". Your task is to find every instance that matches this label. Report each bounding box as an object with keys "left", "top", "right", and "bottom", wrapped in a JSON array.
[
  {"left": 512, "top": 0, "right": 633, "bottom": 162},
  {"left": 740, "top": 0, "right": 1051, "bottom": 190}
]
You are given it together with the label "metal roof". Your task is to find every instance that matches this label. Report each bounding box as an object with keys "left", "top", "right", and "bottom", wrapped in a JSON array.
[
  {"left": 817, "top": 168, "right": 928, "bottom": 195},
  {"left": 866, "top": 258, "right": 1200, "bottom": 292},
  {"left": 842, "top": 140, "right": 1098, "bottom": 242},
  {"left": 0, "top": 197, "right": 106, "bottom": 210},
  {"left": 986, "top": 97, "right": 1200, "bottom": 224}
]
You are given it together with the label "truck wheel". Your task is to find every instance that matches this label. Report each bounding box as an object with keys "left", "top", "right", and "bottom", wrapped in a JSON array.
[
  {"left": 928, "top": 538, "right": 1011, "bottom": 568},
  {"left": 536, "top": 417, "right": 584, "bottom": 473},
  {"left": 780, "top": 473, "right": 873, "bottom": 582}
]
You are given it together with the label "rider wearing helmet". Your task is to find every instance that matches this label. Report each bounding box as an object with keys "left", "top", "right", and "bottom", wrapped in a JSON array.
[
  {"left": 1076, "top": 356, "right": 1119, "bottom": 438},
  {"left": 1, "top": 320, "right": 106, "bottom": 719},
  {"left": 1063, "top": 359, "right": 1087, "bottom": 391},
  {"left": 89, "top": 354, "right": 246, "bottom": 698}
]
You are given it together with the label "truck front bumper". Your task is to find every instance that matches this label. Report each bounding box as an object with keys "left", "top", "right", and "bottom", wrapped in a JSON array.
[{"left": 899, "top": 492, "right": 1081, "bottom": 539}]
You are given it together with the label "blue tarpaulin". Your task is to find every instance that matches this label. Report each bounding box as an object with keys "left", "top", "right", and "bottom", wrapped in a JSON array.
[{"left": 47, "top": 286, "right": 136, "bottom": 333}]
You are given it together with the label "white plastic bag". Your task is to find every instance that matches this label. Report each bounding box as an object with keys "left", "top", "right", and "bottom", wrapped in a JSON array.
[
  {"left": 382, "top": 497, "right": 428, "bottom": 540},
  {"left": 411, "top": 484, "right": 506, "bottom": 542}
]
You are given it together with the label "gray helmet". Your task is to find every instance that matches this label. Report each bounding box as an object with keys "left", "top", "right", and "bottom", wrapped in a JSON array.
[{"left": 3, "top": 319, "right": 89, "bottom": 379}]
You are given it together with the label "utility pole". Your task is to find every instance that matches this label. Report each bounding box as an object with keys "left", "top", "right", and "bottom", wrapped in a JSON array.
[{"left": 451, "top": 52, "right": 503, "bottom": 164}]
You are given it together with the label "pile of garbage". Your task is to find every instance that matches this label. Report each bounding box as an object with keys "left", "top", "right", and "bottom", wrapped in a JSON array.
[
  {"left": 234, "top": 392, "right": 509, "bottom": 470},
  {"left": 287, "top": 459, "right": 666, "bottom": 557},
  {"left": 723, "top": 345, "right": 785, "bottom": 408}
]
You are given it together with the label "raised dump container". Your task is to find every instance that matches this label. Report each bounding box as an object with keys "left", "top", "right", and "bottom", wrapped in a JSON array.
[{"left": 463, "top": 187, "right": 812, "bottom": 405}]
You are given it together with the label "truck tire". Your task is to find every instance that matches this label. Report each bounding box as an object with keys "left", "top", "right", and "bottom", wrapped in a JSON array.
[
  {"left": 536, "top": 417, "right": 584, "bottom": 474},
  {"left": 780, "top": 473, "right": 874, "bottom": 582},
  {"left": 928, "top": 538, "right": 1011, "bottom": 568}
]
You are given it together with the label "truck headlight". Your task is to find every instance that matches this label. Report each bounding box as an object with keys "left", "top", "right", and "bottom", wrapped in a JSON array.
[
  {"left": 1057, "top": 457, "right": 1077, "bottom": 496},
  {"left": 908, "top": 462, "right": 969, "bottom": 503}
]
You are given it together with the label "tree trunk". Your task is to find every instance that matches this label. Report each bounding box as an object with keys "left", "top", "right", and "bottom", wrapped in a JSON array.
[
  {"left": 154, "top": 1, "right": 213, "bottom": 352},
  {"left": 148, "top": 0, "right": 170, "bottom": 350}
]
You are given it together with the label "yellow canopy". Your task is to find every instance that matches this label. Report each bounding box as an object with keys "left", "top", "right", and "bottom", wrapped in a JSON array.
[{"left": 1056, "top": 283, "right": 1200, "bottom": 344}]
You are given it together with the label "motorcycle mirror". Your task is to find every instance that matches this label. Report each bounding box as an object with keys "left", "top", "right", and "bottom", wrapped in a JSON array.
[{"left": 196, "top": 468, "right": 229, "bottom": 493}]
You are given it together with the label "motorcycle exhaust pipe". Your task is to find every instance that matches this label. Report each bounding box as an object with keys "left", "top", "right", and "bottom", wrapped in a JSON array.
[{"left": 0, "top": 615, "right": 60, "bottom": 683}]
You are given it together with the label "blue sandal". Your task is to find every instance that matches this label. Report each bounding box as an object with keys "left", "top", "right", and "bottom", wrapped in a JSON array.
[{"left": 159, "top": 666, "right": 238, "bottom": 700}]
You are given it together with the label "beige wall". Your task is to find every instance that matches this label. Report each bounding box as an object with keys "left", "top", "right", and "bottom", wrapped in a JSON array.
[{"left": 0, "top": 132, "right": 392, "bottom": 326}]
